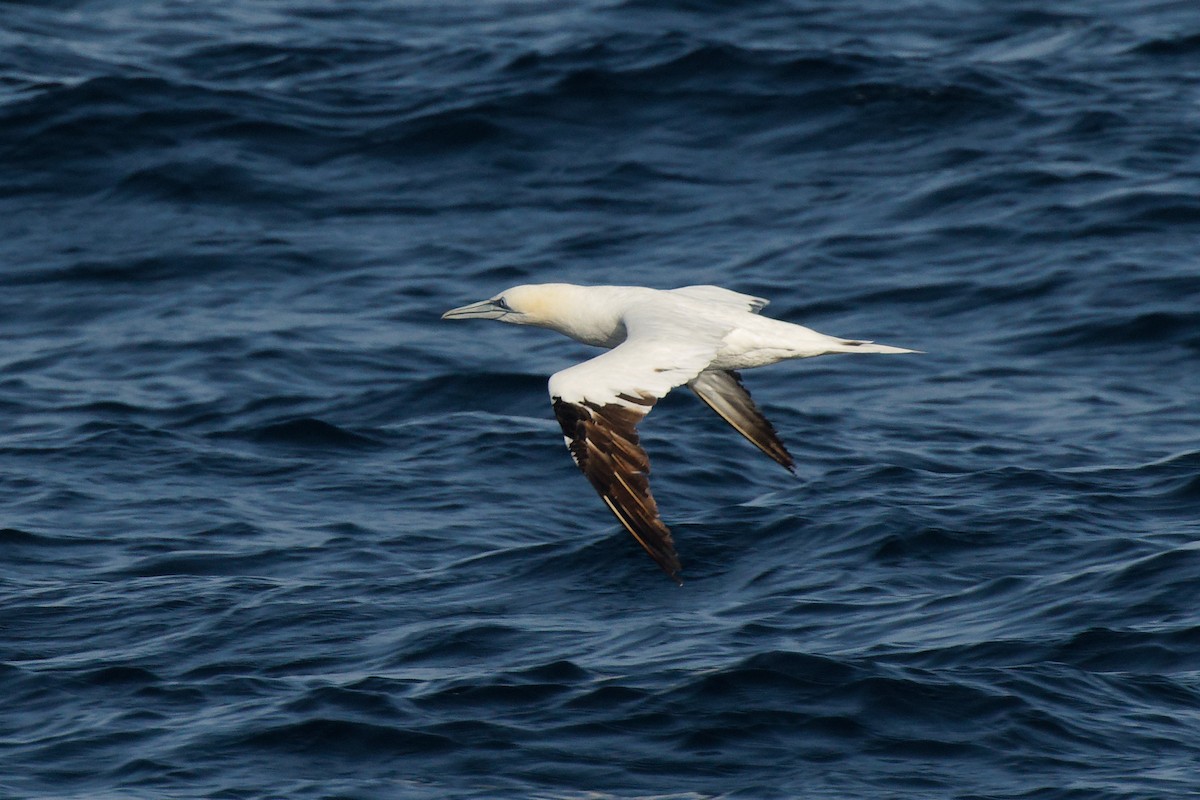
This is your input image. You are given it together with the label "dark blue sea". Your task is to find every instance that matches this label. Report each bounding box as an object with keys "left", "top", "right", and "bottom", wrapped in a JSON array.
[{"left": 3, "top": 1, "right": 1199, "bottom": 797}]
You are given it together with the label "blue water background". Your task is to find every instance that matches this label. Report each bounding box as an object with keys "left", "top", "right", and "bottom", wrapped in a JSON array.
[{"left": 2, "top": 1, "right": 1199, "bottom": 798}]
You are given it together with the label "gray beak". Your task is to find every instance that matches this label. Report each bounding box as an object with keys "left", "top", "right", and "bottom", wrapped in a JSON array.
[{"left": 441, "top": 299, "right": 507, "bottom": 320}]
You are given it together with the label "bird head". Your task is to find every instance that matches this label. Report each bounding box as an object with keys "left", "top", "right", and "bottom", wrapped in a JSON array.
[{"left": 441, "top": 284, "right": 560, "bottom": 326}]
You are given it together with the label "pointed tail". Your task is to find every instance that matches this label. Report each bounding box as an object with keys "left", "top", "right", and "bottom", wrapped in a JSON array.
[{"left": 833, "top": 339, "right": 921, "bottom": 355}]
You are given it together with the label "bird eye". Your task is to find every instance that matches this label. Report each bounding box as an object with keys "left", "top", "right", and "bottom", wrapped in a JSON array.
[{"left": 495, "top": 297, "right": 512, "bottom": 311}]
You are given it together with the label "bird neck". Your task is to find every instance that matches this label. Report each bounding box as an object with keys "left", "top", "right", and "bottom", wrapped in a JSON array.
[{"left": 528, "top": 285, "right": 631, "bottom": 348}]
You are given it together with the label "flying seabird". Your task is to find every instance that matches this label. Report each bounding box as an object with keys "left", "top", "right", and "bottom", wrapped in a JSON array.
[{"left": 442, "top": 283, "right": 916, "bottom": 583}]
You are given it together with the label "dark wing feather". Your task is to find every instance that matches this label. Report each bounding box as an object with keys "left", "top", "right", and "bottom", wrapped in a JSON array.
[
  {"left": 689, "top": 370, "right": 795, "bottom": 472},
  {"left": 552, "top": 397, "right": 682, "bottom": 583}
]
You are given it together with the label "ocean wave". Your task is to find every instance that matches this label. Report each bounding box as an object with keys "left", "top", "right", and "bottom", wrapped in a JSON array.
[
  {"left": 1009, "top": 309, "right": 1199, "bottom": 353},
  {"left": 233, "top": 417, "right": 382, "bottom": 449},
  {"left": 233, "top": 718, "right": 455, "bottom": 756},
  {"left": 1131, "top": 31, "right": 1200, "bottom": 57}
]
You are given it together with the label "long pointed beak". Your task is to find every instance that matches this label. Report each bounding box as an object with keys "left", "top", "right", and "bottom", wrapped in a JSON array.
[{"left": 441, "top": 299, "right": 506, "bottom": 320}]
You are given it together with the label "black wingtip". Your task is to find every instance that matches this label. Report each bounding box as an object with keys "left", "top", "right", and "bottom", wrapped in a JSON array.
[
  {"left": 658, "top": 551, "right": 684, "bottom": 585},
  {"left": 690, "top": 370, "right": 797, "bottom": 474}
]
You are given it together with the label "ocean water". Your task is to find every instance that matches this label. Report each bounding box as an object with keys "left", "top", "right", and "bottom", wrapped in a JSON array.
[{"left": 2, "top": 1, "right": 1199, "bottom": 798}]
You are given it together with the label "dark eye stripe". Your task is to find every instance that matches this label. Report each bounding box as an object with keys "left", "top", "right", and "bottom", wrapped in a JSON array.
[{"left": 495, "top": 297, "right": 512, "bottom": 311}]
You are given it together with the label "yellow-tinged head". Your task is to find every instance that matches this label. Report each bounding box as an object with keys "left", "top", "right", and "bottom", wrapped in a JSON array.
[
  {"left": 442, "top": 283, "right": 627, "bottom": 347},
  {"left": 441, "top": 284, "right": 575, "bottom": 326}
]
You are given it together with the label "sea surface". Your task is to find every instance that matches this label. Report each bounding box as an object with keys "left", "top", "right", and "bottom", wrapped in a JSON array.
[{"left": 2, "top": 1, "right": 1199, "bottom": 798}]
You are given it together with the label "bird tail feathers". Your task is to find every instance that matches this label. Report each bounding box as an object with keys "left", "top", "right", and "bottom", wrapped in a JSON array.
[{"left": 833, "top": 339, "right": 921, "bottom": 355}]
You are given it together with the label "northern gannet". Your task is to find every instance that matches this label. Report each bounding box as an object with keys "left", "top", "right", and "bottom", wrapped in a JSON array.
[{"left": 443, "top": 283, "right": 916, "bottom": 584}]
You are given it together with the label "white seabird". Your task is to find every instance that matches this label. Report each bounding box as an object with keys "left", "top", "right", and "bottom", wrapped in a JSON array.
[{"left": 442, "top": 283, "right": 916, "bottom": 584}]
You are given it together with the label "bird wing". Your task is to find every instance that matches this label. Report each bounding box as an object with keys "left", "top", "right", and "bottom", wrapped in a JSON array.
[
  {"left": 688, "top": 370, "right": 795, "bottom": 472},
  {"left": 671, "top": 285, "right": 769, "bottom": 314},
  {"left": 548, "top": 304, "right": 730, "bottom": 583}
]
